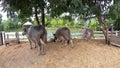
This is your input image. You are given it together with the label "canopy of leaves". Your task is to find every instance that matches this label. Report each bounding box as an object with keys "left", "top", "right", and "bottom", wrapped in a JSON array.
[
  {"left": 108, "top": 0, "right": 120, "bottom": 19},
  {"left": 0, "top": 14, "right": 2, "bottom": 24},
  {"left": 1, "top": 0, "right": 46, "bottom": 22},
  {"left": 49, "top": 0, "right": 113, "bottom": 19}
]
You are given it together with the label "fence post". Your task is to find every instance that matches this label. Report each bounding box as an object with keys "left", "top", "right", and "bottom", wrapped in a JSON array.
[
  {"left": 0, "top": 32, "right": 3, "bottom": 45},
  {"left": 115, "top": 31, "right": 118, "bottom": 36},
  {"left": 2, "top": 31, "right": 5, "bottom": 45}
]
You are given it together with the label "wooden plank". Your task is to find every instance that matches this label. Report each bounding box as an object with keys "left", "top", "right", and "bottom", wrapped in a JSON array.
[
  {"left": 109, "top": 35, "right": 120, "bottom": 47},
  {"left": 110, "top": 42, "right": 120, "bottom": 47}
]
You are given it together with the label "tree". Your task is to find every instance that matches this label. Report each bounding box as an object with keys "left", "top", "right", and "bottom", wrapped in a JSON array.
[
  {"left": 0, "top": 14, "right": 3, "bottom": 31},
  {"left": 0, "top": 14, "right": 2, "bottom": 24},
  {"left": 1, "top": 0, "right": 47, "bottom": 27},
  {"left": 108, "top": 0, "right": 120, "bottom": 30},
  {"left": 48, "top": 0, "right": 113, "bottom": 43}
]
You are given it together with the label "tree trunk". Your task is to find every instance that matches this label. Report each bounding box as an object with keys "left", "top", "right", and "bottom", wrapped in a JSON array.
[
  {"left": 41, "top": 8, "right": 45, "bottom": 27},
  {"left": 35, "top": 7, "right": 40, "bottom": 26},
  {"left": 96, "top": 15, "right": 108, "bottom": 44}
]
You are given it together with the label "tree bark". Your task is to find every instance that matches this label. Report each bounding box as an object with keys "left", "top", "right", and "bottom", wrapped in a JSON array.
[
  {"left": 96, "top": 15, "right": 108, "bottom": 44},
  {"left": 35, "top": 7, "right": 40, "bottom": 26},
  {"left": 41, "top": 8, "right": 45, "bottom": 27}
]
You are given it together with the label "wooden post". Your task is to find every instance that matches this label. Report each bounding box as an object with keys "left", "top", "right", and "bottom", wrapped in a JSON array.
[
  {"left": 1, "top": 31, "right": 6, "bottom": 45},
  {"left": 0, "top": 32, "right": 3, "bottom": 45},
  {"left": 111, "top": 24, "right": 114, "bottom": 36}
]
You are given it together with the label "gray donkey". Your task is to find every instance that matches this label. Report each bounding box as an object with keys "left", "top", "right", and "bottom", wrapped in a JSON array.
[
  {"left": 82, "top": 28, "right": 94, "bottom": 40},
  {"left": 22, "top": 25, "right": 47, "bottom": 55},
  {"left": 53, "top": 27, "right": 74, "bottom": 47}
]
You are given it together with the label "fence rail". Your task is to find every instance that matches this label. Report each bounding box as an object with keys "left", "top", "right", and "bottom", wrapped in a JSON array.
[{"left": 1, "top": 31, "right": 119, "bottom": 45}]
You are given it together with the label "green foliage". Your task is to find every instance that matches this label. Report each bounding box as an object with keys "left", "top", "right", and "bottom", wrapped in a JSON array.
[
  {"left": 0, "top": 14, "right": 3, "bottom": 31},
  {"left": 0, "top": 24, "right": 4, "bottom": 31},
  {"left": 106, "top": 19, "right": 114, "bottom": 26},
  {"left": 50, "top": 18, "right": 57, "bottom": 26},
  {"left": 57, "top": 19, "right": 64, "bottom": 25},
  {"left": 88, "top": 18, "right": 98, "bottom": 30},
  {"left": 1, "top": 0, "right": 118, "bottom": 31},
  {"left": 108, "top": 1, "right": 120, "bottom": 30},
  {"left": 1, "top": 0, "right": 46, "bottom": 25},
  {"left": 108, "top": 2, "right": 120, "bottom": 19},
  {"left": 2, "top": 18, "right": 22, "bottom": 31},
  {"left": 114, "top": 18, "right": 120, "bottom": 30},
  {"left": 2, "top": 19, "right": 12, "bottom": 31},
  {"left": 48, "top": 0, "right": 113, "bottom": 18},
  {"left": 0, "top": 14, "right": 2, "bottom": 24}
]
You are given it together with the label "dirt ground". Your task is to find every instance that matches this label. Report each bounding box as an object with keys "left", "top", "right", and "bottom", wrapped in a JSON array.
[{"left": 0, "top": 39, "right": 120, "bottom": 68}]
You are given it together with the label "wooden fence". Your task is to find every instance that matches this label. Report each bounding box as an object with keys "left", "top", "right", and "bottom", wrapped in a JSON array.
[{"left": 1, "top": 31, "right": 119, "bottom": 45}]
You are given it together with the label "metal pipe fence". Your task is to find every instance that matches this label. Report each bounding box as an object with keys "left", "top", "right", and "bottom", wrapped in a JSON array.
[{"left": 1, "top": 31, "right": 119, "bottom": 45}]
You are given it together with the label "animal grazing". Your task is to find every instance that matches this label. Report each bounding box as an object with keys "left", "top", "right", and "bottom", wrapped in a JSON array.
[{"left": 53, "top": 27, "right": 74, "bottom": 47}]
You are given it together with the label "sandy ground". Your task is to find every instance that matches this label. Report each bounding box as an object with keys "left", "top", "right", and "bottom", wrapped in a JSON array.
[{"left": 0, "top": 39, "right": 120, "bottom": 68}]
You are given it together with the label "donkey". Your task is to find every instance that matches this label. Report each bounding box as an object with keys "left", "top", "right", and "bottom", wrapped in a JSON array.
[{"left": 22, "top": 25, "right": 47, "bottom": 55}]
